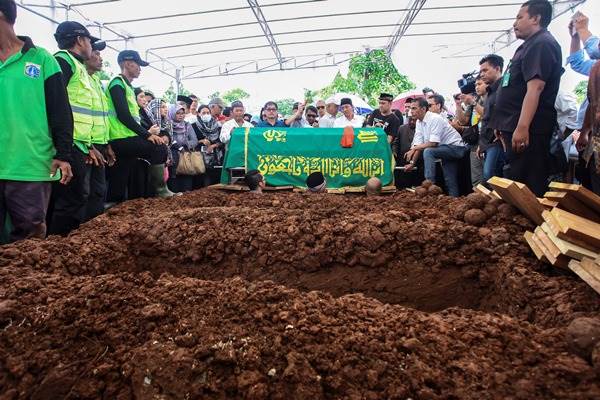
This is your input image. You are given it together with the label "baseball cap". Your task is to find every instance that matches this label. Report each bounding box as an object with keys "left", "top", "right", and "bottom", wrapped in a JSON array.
[
  {"left": 54, "top": 21, "right": 100, "bottom": 45},
  {"left": 117, "top": 50, "right": 149, "bottom": 67},
  {"left": 92, "top": 40, "right": 106, "bottom": 51}
]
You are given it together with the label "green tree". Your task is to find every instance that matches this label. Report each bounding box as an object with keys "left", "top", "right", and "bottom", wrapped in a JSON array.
[
  {"left": 273, "top": 98, "right": 296, "bottom": 117},
  {"left": 163, "top": 81, "right": 190, "bottom": 103},
  {"left": 222, "top": 88, "right": 250, "bottom": 104},
  {"left": 209, "top": 91, "right": 221, "bottom": 100},
  {"left": 574, "top": 79, "right": 588, "bottom": 104},
  {"left": 317, "top": 49, "right": 415, "bottom": 107},
  {"left": 303, "top": 88, "right": 318, "bottom": 104}
]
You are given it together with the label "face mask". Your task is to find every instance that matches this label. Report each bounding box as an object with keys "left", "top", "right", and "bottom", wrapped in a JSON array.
[{"left": 200, "top": 115, "right": 212, "bottom": 123}]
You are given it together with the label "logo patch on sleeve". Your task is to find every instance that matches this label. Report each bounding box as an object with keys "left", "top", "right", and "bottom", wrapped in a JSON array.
[{"left": 24, "top": 63, "right": 41, "bottom": 79}]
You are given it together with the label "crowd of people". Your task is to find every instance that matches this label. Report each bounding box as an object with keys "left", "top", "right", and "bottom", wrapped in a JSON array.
[{"left": 0, "top": 0, "right": 599, "bottom": 244}]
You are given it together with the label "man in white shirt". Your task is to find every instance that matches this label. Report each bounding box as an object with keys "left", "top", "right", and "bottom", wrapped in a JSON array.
[
  {"left": 220, "top": 101, "right": 253, "bottom": 146},
  {"left": 319, "top": 97, "right": 338, "bottom": 128},
  {"left": 405, "top": 98, "right": 468, "bottom": 197},
  {"left": 333, "top": 97, "right": 364, "bottom": 128}
]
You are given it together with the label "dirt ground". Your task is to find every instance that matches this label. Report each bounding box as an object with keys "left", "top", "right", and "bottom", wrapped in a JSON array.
[{"left": 1, "top": 189, "right": 599, "bottom": 399}]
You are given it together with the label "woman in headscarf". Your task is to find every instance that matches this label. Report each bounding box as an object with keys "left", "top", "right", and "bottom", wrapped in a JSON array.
[
  {"left": 134, "top": 88, "right": 153, "bottom": 130},
  {"left": 192, "top": 104, "right": 225, "bottom": 187},
  {"left": 168, "top": 104, "right": 199, "bottom": 193},
  {"left": 577, "top": 61, "right": 600, "bottom": 194}
]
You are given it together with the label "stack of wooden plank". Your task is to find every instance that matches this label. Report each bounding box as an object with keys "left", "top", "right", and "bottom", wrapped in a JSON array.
[{"left": 486, "top": 177, "right": 600, "bottom": 295}]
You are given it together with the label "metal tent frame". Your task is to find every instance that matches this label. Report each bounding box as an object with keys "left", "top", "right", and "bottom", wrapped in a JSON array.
[{"left": 18, "top": 0, "right": 587, "bottom": 95}]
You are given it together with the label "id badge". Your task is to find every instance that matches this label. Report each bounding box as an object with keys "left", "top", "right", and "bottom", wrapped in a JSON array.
[{"left": 502, "top": 72, "right": 510, "bottom": 87}]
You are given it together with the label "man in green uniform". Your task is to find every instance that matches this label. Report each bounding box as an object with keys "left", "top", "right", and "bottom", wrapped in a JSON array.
[
  {"left": 50, "top": 21, "right": 106, "bottom": 235},
  {"left": 0, "top": 0, "right": 73, "bottom": 243},
  {"left": 106, "top": 50, "right": 175, "bottom": 202}
]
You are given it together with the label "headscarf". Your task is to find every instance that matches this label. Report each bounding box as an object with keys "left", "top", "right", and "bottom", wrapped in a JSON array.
[
  {"left": 196, "top": 110, "right": 220, "bottom": 137},
  {"left": 168, "top": 104, "right": 187, "bottom": 135}
]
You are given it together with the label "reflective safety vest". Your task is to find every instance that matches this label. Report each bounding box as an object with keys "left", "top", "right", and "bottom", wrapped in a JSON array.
[
  {"left": 106, "top": 75, "right": 140, "bottom": 140},
  {"left": 89, "top": 74, "right": 110, "bottom": 145},
  {"left": 54, "top": 51, "right": 97, "bottom": 148}
]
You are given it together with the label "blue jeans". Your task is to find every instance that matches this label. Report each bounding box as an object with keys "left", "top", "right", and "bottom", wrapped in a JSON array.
[
  {"left": 482, "top": 144, "right": 505, "bottom": 185},
  {"left": 423, "top": 144, "right": 468, "bottom": 197}
]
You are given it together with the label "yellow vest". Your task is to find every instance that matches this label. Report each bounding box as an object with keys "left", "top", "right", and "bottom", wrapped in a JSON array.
[
  {"left": 54, "top": 51, "right": 97, "bottom": 148},
  {"left": 89, "top": 74, "right": 110, "bottom": 145},
  {"left": 106, "top": 75, "right": 140, "bottom": 140}
]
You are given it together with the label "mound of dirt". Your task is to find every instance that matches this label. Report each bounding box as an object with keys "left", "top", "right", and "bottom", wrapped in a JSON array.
[{"left": 1, "top": 189, "right": 599, "bottom": 398}]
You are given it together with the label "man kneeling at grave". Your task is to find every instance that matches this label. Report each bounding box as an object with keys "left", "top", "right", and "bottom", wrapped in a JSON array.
[
  {"left": 245, "top": 170, "right": 266, "bottom": 194},
  {"left": 306, "top": 172, "right": 327, "bottom": 193}
]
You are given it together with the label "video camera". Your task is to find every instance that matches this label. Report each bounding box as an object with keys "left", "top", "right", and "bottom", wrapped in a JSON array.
[{"left": 458, "top": 71, "right": 478, "bottom": 95}]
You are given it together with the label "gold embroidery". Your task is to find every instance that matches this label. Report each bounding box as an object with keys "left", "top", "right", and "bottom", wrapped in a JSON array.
[
  {"left": 257, "top": 155, "right": 385, "bottom": 178},
  {"left": 263, "top": 130, "right": 287, "bottom": 143}
]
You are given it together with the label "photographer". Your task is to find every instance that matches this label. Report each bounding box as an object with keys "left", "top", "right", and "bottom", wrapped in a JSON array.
[
  {"left": 452, "top": 73, "right": 486, "bottom": 186},
  {"left": 477, "top": 54, "right": 506, "bottom": 186}
]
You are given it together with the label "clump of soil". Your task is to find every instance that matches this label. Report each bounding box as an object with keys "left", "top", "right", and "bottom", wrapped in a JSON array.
[
  {"left": 1, "top": 190, "right": 599, "bottom": 398},
  {"left": 464, "top": 209, "right": 486, "bottom": 226}
]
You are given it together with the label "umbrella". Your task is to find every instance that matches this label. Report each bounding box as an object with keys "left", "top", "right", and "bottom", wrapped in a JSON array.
[
  {"left": 333, "top": 93, "right": 373, "bottom": 115},
  {"left": 391, "top": 90, "right": 425, "bottom": 113}
]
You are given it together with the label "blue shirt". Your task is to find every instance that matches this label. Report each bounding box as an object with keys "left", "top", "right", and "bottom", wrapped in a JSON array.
[
  {"left": 256, "top": 119, "right": 287, "bottom": 128},
  {"left": 566, "top": 36, "right": 599, "bottom": 128},
  {"left": 566, "top": 35, "right": 599, "bottom": 76}
]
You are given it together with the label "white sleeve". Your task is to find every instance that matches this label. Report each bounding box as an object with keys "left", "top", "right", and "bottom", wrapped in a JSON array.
[
  {"left": 411, "top": 122, "right": 424, "bottom": 147},
  {"left": 427, "top": 118, "right": 442, "bottom": 143},
  {"left": 220, "top": 123, "right": 232, "bottom": 144}
]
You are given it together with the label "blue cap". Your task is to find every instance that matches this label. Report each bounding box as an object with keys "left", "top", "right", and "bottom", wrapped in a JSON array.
[{"left": 117, "top": 50, "right": 149, "bottom": 67}]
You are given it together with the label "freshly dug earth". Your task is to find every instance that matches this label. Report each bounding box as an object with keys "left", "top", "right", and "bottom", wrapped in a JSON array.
[{"left": 1, "top": 190, "right": 600, "bottom": 399}]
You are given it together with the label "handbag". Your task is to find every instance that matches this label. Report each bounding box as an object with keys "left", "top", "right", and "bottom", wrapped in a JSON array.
[{"left": 176, "top": 150, "right": 206, "bottom": 175}]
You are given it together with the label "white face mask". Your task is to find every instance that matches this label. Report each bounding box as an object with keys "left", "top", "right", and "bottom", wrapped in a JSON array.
[{"left": 200, "top": 114, "right": 212, "bottom": 123}]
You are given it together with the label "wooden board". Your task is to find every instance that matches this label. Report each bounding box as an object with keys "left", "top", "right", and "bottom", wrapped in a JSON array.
[
  {"left": 490, "top": 191, "right": 502, "bottom": 200},
  {"left": 544, "top": 191, "right": 600, "bottom": 223},
  {"left": 263, "top": 186, "right": 294, "bottom": 191},
  {"left": 568, "top": 258, "right": 600, "bottom": 296},
  {"left": 474, "top": 184, "right": 492, "bottom": 198},
  {"left": 550, "top": 208, "right": 600, "bottom": 252},
  {"left": 540, "top": 223, "right": 599, "bottom": 261},
  {"left": 488, "top": 177, "right": 545, "bottom": 225},
  {"left": 524, "top": 231, "right": 547, "bottom": 262},
  {"left": 538, "top": 197, "right": 559, "bottom": 210},
  {"left": 208, "top": 184, "right": 250, "bottom": 191},
  {"left": 548, "top": 182, "right": 600, "bottom": 212},
  {"left": 534, "top": 226, "right": 563, "bottom": 260},
  {"left": 529, "top": 231, "right": 569, "bottom": 269}
]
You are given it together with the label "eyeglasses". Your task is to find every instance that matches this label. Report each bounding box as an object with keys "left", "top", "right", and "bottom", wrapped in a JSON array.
[
  {"left": 317, "top": 106, "right": 325, "bottom": 109},
  {"left": 306, "top": 114, "right": 318, "bottom": 118},
  {"left": 265, "top": 107, "right": 277, "bottom": 112}
]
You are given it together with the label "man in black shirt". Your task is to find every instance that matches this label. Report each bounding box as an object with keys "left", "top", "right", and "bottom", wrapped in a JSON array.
[
  {"left": 489, "top": 0, "right": 563, "bottom": 196},
  {"left": 366, "top": 93, "right": 402, "bottom": 146},
  {"left": 477, "top": 54, "right": 505, "bottom": 187}
]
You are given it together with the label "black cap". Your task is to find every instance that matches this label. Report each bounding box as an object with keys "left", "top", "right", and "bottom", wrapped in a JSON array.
[
  {"left": 177, "top": 95, "right": 193, "bottom": 107},
  {"left": 117, "top": 50, "right": 149, "bottom": 67},
  {"left": 379, "top": 93, "right": 394, "bottom": 102},
  {"left": 54, "top": 21, "right": 100, "bottom": 45},
  {"left": 92, "top": 40, "right": 106, "bottom": 51},
  {"left": 340, "top": 98, "right": 353, "bottom": 107}
]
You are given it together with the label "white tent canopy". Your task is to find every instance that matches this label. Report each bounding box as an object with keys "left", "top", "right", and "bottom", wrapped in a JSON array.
[{"left": 15, "top": 0, "right": 593, "bottom": 110}]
